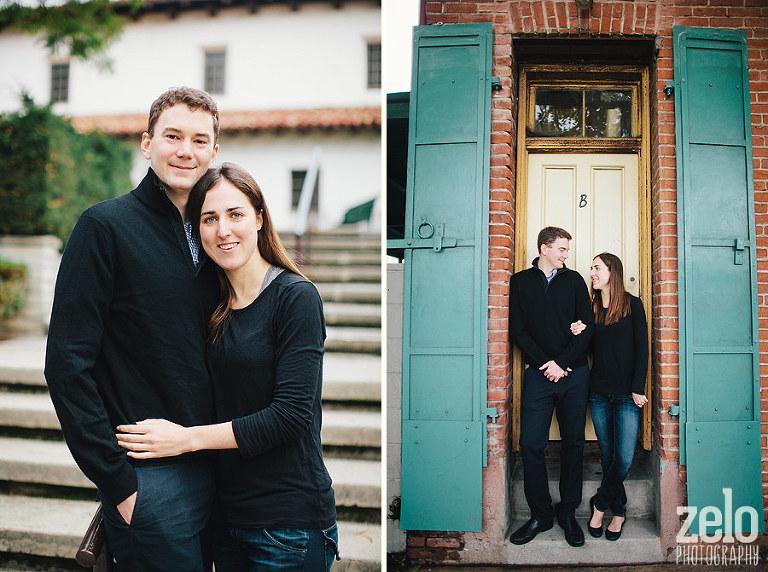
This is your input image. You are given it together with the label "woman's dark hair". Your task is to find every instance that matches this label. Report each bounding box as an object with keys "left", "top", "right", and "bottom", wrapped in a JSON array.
[
  {"left": 186, "top": 162, "right": 305, "bottom": 341},
  {"left": 591, "top": 252, "right": 631, "bottom": 325}
]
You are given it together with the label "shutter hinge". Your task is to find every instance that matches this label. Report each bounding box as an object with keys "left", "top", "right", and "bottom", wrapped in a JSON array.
[
  {"left": 491, "top": 76, "right": 502, "bottom": 91},
  {"left": 485, "top": 406, "right": 499, "bottom": 422}
]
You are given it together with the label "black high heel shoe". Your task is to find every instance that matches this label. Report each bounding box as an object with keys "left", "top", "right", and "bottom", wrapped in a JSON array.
[
  {"left": 587, "top": 496, "right": 603, "bottom": 538},
  {"left": 605, "top": 516, "right": 625, "bottom": 541}
]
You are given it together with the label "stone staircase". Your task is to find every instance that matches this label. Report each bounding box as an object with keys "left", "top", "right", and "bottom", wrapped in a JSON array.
[{"left": 0, "top": 230, "right": 382, "bottom": 571}]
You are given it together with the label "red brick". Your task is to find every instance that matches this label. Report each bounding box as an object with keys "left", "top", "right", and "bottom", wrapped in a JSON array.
[
  {"left": 426, "top": 537, "right": 462, "bottom": 549},
  {"left": 443, "top": 2, "right": 478, "bottom": 14}
]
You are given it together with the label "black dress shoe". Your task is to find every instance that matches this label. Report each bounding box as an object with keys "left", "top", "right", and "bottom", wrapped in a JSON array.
[
  {"left": 557, "top": 513, "right": 585, "bottom": 547},
  {"left": 587, "top": 496, "right": 603, "bottom": 538},
  {"left": 509, "top": 518, "right": 553, "bottom": 545},
  {"left": 605, "top": 517, "right": 625, "bottom": 541}
]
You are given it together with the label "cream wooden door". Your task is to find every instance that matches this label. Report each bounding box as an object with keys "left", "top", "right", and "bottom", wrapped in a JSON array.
[{"left": 526, "top": 153, "right": 639, "bottom": 440}]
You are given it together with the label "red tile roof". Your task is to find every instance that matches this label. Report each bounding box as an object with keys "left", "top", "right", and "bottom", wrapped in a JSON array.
[{"left": 70, "top": 107, "right": 381, "bottom": 135}]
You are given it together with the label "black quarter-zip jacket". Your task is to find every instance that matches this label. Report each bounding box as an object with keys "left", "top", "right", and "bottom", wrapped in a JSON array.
[
  {"left": 45, "top": 168, "right": 219, "bottom": 507},
  {"left": 508, "top": 258, "right": 595, "bottom": 370}
]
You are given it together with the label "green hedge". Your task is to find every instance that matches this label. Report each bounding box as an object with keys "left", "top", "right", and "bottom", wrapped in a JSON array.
[
  {"left": 0, "top": 259, "right": 27, "bottom": 320},
  {"left": 0, "top": 95, "right": 133, "bottom": 246}
]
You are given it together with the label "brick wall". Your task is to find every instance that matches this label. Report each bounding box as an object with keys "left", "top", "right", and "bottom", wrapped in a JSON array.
[{"left": 406, "top": 0, "right": 768, "bottom": 565}]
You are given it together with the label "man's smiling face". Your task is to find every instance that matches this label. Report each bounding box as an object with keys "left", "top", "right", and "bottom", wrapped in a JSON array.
[{"left": 141, "top": 103, "right": 219, "bottom": 196}]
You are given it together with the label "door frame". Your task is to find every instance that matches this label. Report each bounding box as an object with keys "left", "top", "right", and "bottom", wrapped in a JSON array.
[{"left": 511, "top": 63, "right": 653, "bottom": 450}]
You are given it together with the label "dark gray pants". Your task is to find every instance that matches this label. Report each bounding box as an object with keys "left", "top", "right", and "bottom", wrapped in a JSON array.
[{"left": 102, "top": 461, "right": 215, "bottom": 572}]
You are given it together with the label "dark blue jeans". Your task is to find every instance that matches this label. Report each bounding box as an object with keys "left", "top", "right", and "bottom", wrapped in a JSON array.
[
  {"left": 589, "top": 392, "right": 641, "bottom": 518},
  {"left": 212, "top": 522, "right": 340, "bottom": 571},
  {"left": 101, "top": 461, "right": 216, "bottom": 572},
  {"left": 519, "top": 364, "right": 589, "bottom": 523}
]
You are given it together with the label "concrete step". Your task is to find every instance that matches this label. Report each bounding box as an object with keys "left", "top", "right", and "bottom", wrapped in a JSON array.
[
  {"left": 501, "top": 517, "right": 663, "bottom": 564},
  {"left": 0, "top": 394, "right": 381, "bottom": 449},
  {"left": 0, "top": 437, "right": 381, "bottom": 509},
  {"left": 0, "top": 339, "right": 381, "bottom": 403},
  {"left": 323, "top": 302, "right": 381, "bottom": 328},
  {"left": 0, "top": 336, "right": 45, "bottom": 386},
  {"left": 0, "top": 392, "right": 55, "bottom": 430},
  {"left": 322, "top": 409, "right": 380, "bottom": 448},
  {"left": 294, "top": 250, "right": 381, "bottom": 266},
  {"left": 325, "top": 457, "right": 381, "bottom": 509},
  {"left": 305, "top": 265, "right": 380, "bottom": 284},
  {"left": 318, "top": 282, "right": 381, "bottom": 304},
  {"left": 323, "top": 353, "right": 380, "bottom": 402},
  {"left": 280, "top": 233, "right": 380, "bottom": 251},
  {"left": 510, "top": 461, "right": 654, "bottom": 519},
  {"left": 325, "top": 327, "right": 381, "bottom": 354},
  {"left": 0, "top": 494, "right": 381, "bottom": 570}
]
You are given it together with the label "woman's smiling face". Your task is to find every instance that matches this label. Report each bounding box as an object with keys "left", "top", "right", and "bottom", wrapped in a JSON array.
[
  {"left": 199, "top": 179, "right": 263, "bottom": 273},
  {"left": 590, "top": 256, "right": 611, "bottom": 291}
]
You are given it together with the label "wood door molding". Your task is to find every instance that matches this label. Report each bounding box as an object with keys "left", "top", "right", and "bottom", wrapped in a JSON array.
[{"left": 511, "top": 63, "right": 653, "bottom": 451}]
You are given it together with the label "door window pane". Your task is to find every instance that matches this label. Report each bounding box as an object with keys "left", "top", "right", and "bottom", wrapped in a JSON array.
[
  {"left": 533, "top": 89, "right": 581, "bottom": 136},
  {"left": 585, "top": 90, "right": 632, "bottom": 137}
]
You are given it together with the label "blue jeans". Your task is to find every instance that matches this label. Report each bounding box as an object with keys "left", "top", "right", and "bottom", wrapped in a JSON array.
[
  {"left": 589, "top": 392, "right": 641, "bottom": 517},
  {"left": 213, "top": 522, "right": 340, "bottom": 571},
  {"left": 519, "top": 364, "right": 589, "bottom": 522},
  {"left": 101, "top": 461, "right": 216, "bottom": 572}
]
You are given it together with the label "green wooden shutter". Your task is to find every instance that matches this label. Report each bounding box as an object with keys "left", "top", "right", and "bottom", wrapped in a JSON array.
[
  {"left": 674, "top": 26, "right": 764, "bottom": 535},
  {"left": 387, "top": 23, "right": 492, "bottom": 532}
]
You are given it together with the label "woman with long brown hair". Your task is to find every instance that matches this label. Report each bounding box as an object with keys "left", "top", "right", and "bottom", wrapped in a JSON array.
[
  {"left": 572, "top": 252, "right": 648, "bottom": 542},
  {"left": 115, "top": 163, "right": 339, "bottom": 570}
]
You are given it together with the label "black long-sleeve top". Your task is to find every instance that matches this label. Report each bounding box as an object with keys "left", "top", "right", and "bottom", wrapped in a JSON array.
[
  {"left": 207, "top": 270, "right": 336, "bottom": 529},
  {"left": 45, "top": 169, "right": 219, "bottom": 507},
  {"left": 508, "top": 259, "right": 594, "bottom": 370},
  {"left": 590, "top": 294, "right": 649, "bottom": 396}
]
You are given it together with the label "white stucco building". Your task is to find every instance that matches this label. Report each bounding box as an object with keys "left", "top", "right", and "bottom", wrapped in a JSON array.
[{"left": 0, "top": 0, "right": 381, "bottom": 232}]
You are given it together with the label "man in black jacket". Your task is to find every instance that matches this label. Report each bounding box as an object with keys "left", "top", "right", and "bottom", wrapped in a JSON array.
[
  {"left": 508, "top": 226, "right": 594, "bottom": 548},
  {"left": 45, "top": 87, "right": 220, "bottom": 571}
]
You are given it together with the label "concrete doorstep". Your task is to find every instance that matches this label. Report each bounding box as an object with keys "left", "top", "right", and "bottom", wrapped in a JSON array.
[{"left": 499, "top": 518, "right": 664, "bottom": 565}]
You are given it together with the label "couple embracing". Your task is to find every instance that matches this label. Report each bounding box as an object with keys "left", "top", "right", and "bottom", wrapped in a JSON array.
[
  {"left": 45, "top": 87, "right": 338, "bottom": 571},
  {"left": 508, "top": 226, "right": 649, "bottom": 547}
]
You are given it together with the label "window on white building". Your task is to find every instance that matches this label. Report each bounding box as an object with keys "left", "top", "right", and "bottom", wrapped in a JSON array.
[
  {"left": 291, "top": 170, "right": 319, "bottom": 212},
  {"left": 51, "top": 62, "right": 69, "bottom": 103},
  {"left": 367, "top": 41, "right": 381, "bottom": 89},
  {"left": 204, "top": 49, "right": 226, "bottom": 94}
]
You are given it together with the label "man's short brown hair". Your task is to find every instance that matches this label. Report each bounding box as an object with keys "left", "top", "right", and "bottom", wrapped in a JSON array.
[
  {"left": 537, "top": 226, "right": 572, "bottom": 254},
  {"left": 147, "top": 87, "right": 220, "bottom": 143}
]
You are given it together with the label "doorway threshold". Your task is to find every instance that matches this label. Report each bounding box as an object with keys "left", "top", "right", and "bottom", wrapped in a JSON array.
[{"left": 502, "top": 445, "right": 662, "bottom": 565}]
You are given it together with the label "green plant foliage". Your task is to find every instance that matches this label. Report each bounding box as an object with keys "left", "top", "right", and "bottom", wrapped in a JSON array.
[
  {"left": 0, "top": 259, "right": 27, "bottom": 320},
  {"left": 0, "top": 0, "right": 143, "bottom": 62},
  {"left": 0, "top": 94, "right": 134, "bottom": 245}
]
